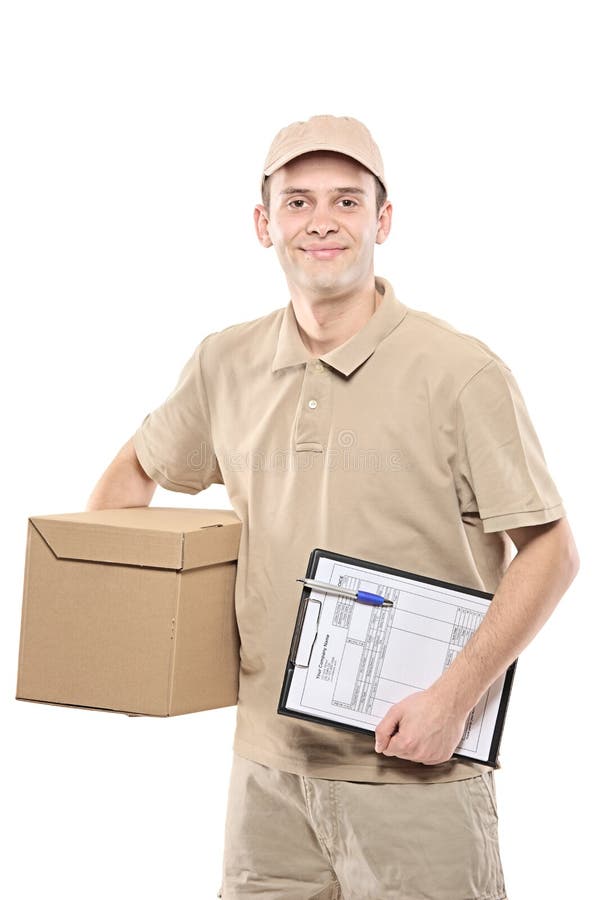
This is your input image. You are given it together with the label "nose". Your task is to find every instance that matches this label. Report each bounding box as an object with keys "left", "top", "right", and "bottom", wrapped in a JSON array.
[{"left": 305, "top": 201, "right": 339, "bottom": 237}]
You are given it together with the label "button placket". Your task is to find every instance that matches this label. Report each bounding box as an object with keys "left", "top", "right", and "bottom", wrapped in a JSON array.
[{"left": 294, "top": 361, "right": 332, "bottom": 451}]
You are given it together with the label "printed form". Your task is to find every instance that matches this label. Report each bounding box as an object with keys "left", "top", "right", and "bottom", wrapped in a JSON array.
[{"left": 285, "top": 555, "right": 507, "bottom": 762}]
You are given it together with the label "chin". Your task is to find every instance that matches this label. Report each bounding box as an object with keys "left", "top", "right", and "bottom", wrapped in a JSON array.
[{"left": 305, "top": 270, "right": 353, "bottom": 293}]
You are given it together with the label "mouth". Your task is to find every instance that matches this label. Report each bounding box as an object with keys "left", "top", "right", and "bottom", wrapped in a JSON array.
[{"left": 302, "top": 248, "right": 346, "bottom": 260}]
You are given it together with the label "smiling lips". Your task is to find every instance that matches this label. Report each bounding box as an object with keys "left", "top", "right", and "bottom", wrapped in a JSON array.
[{"left": 302, "top": 244, "right": 346, "bottom": 260}]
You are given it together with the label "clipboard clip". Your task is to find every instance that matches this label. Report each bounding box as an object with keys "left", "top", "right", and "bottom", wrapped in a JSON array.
[{"left": 289, "top": 594, "right": 322, "bottom": 668}]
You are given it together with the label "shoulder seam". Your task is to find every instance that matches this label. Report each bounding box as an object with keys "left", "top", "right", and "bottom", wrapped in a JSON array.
[
  {"left": 407, "top": 308, "right": 499, "bottom": 360},
  {"left": 456, "top": 358, "right": 499, "bottom": 406},
  {"left": 453, "top": 359, "right": 499, "bottom": 467},
  {"left": 194, "top": 334, "right": 217, "bottom": 457},
  {"left": 207, "top": 307, "right": 285, "bottom": 341}
]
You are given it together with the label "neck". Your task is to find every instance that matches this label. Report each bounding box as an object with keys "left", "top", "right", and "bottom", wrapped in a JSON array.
[{"left": 290, "top": 278, "right": 383, "bottom": 358}]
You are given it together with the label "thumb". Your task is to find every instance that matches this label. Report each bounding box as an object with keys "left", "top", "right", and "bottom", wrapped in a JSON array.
[{"left": 375, "top": 702, "right": 404, "bottom": 752}]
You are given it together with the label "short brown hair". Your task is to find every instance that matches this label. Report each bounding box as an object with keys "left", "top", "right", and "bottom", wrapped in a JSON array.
[{"left": 261, "top": 173, "right": 387, "bottom": 218}]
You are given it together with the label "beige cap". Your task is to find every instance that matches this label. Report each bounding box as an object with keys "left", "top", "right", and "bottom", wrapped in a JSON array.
[{"left": 261, "top": 114, "right": 387, "bottom": 195}]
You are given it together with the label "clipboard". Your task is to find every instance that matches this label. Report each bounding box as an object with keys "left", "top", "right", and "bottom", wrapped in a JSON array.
[{"left": 277, "top": 548, "right": 517, "bottom": 768}]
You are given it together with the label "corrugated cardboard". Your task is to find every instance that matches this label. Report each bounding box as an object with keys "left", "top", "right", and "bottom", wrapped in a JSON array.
[{"left": 16, "top": 507, "right": 242, "bottom": 717}]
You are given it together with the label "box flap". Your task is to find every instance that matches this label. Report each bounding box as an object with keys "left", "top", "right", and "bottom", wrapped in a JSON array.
[{"left": 29, "top": 507, "right": 242, "bottom": 570}]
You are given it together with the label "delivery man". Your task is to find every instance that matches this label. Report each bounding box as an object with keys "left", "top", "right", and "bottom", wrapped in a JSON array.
[{"left": 87, "top": 114, "right": 579, "bottom": 899}]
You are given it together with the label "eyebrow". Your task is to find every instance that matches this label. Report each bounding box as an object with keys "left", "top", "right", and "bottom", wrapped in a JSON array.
[{"left": 278, "top": 186, "right": 367, "bottom": 196}]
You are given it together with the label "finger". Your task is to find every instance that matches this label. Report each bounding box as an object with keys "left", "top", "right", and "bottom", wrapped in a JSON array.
[
  {"left": 375, "top": 712, "right": 402, "bottom": 752},
  {"left": 380, "top": 732, "right": 403, "bottom": 756}
]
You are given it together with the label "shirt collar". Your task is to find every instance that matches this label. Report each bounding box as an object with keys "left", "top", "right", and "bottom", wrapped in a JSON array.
[{"left": 271, "top": 276, "right": 408, "bottom": 376}]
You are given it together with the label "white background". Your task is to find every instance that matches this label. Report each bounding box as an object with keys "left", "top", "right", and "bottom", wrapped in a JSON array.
[{"left": 2, "top": 2, "right": 597, "bottom": 897}]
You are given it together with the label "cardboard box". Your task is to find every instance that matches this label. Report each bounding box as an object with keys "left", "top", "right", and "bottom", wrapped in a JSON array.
[{"left": 16, "top": 507, "right": 242, "bottom": 717}]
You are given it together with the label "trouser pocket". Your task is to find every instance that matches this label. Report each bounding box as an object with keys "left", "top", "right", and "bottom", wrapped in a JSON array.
[{"left": 479, "top": 770, "right": 499, "bottom": 818}]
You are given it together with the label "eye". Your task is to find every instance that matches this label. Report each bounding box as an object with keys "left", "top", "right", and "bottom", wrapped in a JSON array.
[
  {"left": 339, "top": 198, "right": 358, "bottom": 208},
  {"left": 288, "top": 199, "right": 307, "bottom": 209}
]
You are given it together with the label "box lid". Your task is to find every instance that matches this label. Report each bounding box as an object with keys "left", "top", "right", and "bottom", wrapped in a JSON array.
[{"left": 28, "top": 507, "right": 242, "bottom": 571}]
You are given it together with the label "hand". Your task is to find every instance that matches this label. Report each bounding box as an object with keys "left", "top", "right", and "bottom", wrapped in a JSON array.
[{"left": 373, "top": 687, "right": 468, "bottom": 765}]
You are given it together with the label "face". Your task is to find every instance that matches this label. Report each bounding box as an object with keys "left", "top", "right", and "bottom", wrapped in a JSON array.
[{"left": 254, "top": 151, "right": 391, "bottom": 299}]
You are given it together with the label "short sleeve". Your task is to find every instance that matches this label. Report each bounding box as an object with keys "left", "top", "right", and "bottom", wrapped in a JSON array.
[
  {"left": 454, "top": 359, "right": 566, "bottom": 533},
  {"left": 132, "top": 336, "right": 223, "bottom": 494}
]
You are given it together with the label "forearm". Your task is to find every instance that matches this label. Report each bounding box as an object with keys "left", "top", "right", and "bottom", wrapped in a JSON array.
[
  {"left": 431, "top": 523, "right": 579, "bottom": 716},
  {"left": 86, "top": 439, "right": 157, "bottom": 511}
]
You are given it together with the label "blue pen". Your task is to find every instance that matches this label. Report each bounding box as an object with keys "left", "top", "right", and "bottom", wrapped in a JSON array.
[{"left": 296, "top": 577, "right": 393, "bottom": 608}]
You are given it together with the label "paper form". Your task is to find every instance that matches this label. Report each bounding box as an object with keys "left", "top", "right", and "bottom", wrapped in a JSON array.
[{"left": 285, "top": 555, "right": 508, "bottom": 762}]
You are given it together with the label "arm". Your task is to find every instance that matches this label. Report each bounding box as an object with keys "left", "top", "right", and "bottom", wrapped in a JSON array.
[
  {"left": 86, "top": 437, "right": 157, "bottom": 511},
  {"left": 374, "top": 517, "right": 580, "bottom": 763}
]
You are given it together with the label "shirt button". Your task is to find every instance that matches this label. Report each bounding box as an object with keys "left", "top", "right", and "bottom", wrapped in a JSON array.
[
  {"left": 308, "top": 399, "right": 318, "bottom": 409},
  {"left": 314, "top": 362, "right": 324, "bottom": 372}
]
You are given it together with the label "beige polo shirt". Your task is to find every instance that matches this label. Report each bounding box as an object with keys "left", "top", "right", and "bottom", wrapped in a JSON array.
[{"left": 133, "top": 275, "right": 566, "bottom": 783}]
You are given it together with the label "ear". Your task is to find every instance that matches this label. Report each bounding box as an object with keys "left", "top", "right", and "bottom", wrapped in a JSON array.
[
  {"left": 375, "top": 201, "right": 392, "bottom": 245},
  {"left": 254, "top": 205, "right": 273, "bottom": 248}
]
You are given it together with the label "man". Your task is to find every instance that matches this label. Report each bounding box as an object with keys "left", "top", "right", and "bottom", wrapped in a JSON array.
[{"left": 87, "top": 115, "right": 579, "bottom": 899}]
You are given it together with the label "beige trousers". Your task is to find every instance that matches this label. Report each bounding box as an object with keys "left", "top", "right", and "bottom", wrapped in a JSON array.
[{"left": 218, "top": 753, "right": 507, "bottom": 899}]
